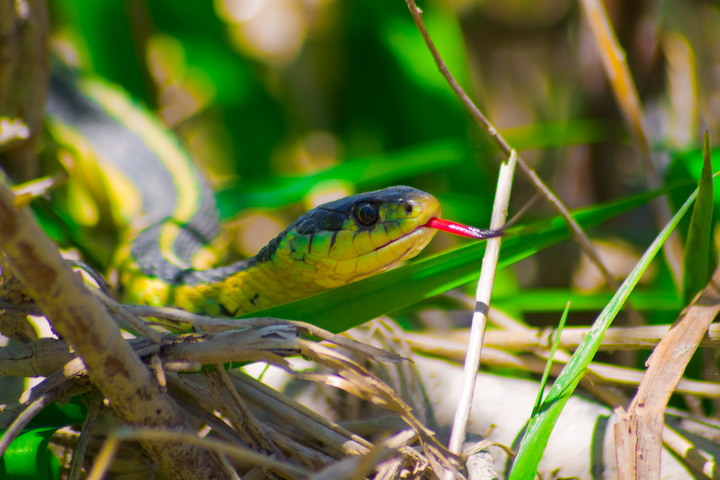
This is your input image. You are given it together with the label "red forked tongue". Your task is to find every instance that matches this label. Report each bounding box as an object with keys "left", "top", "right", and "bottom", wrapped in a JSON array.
[{"left": 425, "top": 218, "right": 503, "bottom": 240}]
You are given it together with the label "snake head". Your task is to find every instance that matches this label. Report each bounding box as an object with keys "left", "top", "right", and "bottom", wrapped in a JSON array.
[{"left": 262, "top": 186, "right": 440, "bottom": 289}]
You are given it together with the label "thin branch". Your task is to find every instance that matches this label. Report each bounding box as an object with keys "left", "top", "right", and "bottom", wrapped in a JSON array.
[
  {"left": 87, "top": 428, "right": 311, "bottom": 480},
  {"left": 0, "top": 0, "right": 48, "bottom": 179},
  {"left": 403, "top": 0, "right": 620, "bottom": 292},
  {"left": 0, "top": 180, "right": 229, "bottom": 479}
]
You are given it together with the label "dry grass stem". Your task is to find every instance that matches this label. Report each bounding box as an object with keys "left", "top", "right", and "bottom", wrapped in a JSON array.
[
  {"left": 227, "top": 371, "right": 374, "bottom": 456},
  {"left": 124, "top": 304, "right": 405, "bottom": 363},
  {"left": 445, "top": 323, "right": 720, "bottom": 351},
  {"left": 86, "top": 429, "right": 311, "bottom": 480},
  {"left": 615, "top": 264, "right": 720, "bottom": 478},
  {"left": 68, "top": 393, "right": 102, "bottom": 480},
  {"left": 579, "top": 0, "right": 684, "bottom": 286},
  {"left": 213, "top": 366, "right": 281, "bottom": 455},
  {"left": 447, "top": 150, "right": 516, "bottom": 456},
  {"left": 405, "top": 332, "right": 720, "bottom": 399},
  {"left": 661, "top": 424, "right": 717, "bottom": 478},
  {"left": 403, "top": 0, "right": 620, "bottom": 292}
]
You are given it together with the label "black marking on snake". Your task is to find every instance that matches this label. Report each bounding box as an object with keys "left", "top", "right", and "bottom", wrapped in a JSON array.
[
  {"left": 316, "top": 210, "right": 345, "bottom": 231},
  {"left": 250, "top": 294, "right": 259, "bottom": 306},
  {"left": 180, "top": 258, "right": 256, "bottom": 285},
  {"left": 294, "top": 216, "right": 316, "bottom": 235},
  {"left": 257, "top": 233, "right": 283, "bottom": 263},
  {"left": 329, "top": 231, "right": 338, "bottom": 250}
]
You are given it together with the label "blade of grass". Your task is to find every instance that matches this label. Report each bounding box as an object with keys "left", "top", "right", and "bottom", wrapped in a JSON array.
[
  {"left": 682, "top": 132, "right": 714, "bottom": 303},
  {"left": 492, "top": 289, "right": 681, "bottom": 312},
  {"left": 531, "top": 302, "right": 571, "bottom": 417},
  {"left": 507, "top": 185, "right": 699, "bottom": 480}
]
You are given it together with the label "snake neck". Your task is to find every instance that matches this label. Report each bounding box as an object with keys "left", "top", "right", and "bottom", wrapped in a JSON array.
[
  {"left": 120, "top": 223, "right": 342, "bottom": 316},
  {"left": 122, "top": 258, "right": 320, "bottom": 317}
]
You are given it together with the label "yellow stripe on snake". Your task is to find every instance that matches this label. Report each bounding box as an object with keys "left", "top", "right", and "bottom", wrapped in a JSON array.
[{"left": 45, "top": 71, "right": 440, "bottom": 317}]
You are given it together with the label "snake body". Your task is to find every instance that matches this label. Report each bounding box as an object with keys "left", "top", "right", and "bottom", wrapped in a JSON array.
[{"left": 45, "top": 72, "right": 440, "bottom": 316}]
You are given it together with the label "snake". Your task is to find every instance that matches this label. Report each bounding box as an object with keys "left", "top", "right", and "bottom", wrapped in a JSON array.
[{"left": 44, "top": 71, "right": 440, "bottom": 317}]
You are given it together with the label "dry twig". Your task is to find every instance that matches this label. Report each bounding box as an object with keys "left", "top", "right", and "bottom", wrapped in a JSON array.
[
  {"left": 0, "top": 180, "right": 229, "bottom": 479},
  {"left": 615, "top": 265, "right": 720, "bottom": 478},
  {"left": 403, "top": 0, "right": 620, "bottom": 293}
]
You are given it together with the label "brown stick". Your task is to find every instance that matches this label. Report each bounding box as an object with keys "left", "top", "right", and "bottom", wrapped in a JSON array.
[
  {"left": 0, "top": 0, "right": 49, "bottom": 179},
  {"left": 614, "top": 265, "right": 720, "bottom": 479},
  {"left": 0, "top": 179, "right": 230, "bottom": 479}
]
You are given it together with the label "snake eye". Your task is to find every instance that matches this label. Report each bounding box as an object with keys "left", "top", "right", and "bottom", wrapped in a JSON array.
[
  {"left": 354, "top": 202, "right": 380, "bottom": 227},
  {"left": 404, "top": 203, "right": 413, "bottom": 215}
]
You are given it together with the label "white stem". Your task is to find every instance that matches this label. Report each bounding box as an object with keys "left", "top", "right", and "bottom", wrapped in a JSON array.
[{"left": 447, "top": 150, "right": 517, "bottom": 459}]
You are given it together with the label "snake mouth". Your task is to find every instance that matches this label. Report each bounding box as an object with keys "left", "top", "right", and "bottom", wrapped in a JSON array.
[
  {"left": 374, "top": 203, "right": 439, "bottom": 253},
  {"left": 349, "top": 223, "right": 437, "bottom": 281}
]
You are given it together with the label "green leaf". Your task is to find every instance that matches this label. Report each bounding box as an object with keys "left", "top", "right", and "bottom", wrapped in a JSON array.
[
  {"left": 383, "top": 5, "right": 469, "bottom": 97},
  {"left": 0, "top": 428, "right": 60, "bottom": 480},
  {"left": 492, "top": 288, "right": 681, "bottom": 312},
  {"left": 244, "top": 186, "right": 671, "bottom": 332},
  {"left": 507, "top": 186, "right": 698, "bottom": 480},
  {"left": 666, "top": 146, "right": 720, "bottom": 219},
  {"left": 531, "top": 303, "right": 571, "bottom": 417},
  {"left": 682, "top": 132, "right": 715, "bottom": 303}
]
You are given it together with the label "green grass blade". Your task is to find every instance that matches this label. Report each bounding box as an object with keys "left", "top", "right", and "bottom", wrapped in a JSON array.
[
  {"left": 682, "top": 132, "right": 715, "bottom": 303},
  {"left": 507, "top": 186, "right": 698, "bottom": 480},
  {"left": 531, "top": 302, "right": 571, "bottom": 417},
  {"left": 492, "top": 288, "right": 681, "bottom": 312},
  {"left": 245, "top": 187, "right": 670, "bottom": 332}
]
